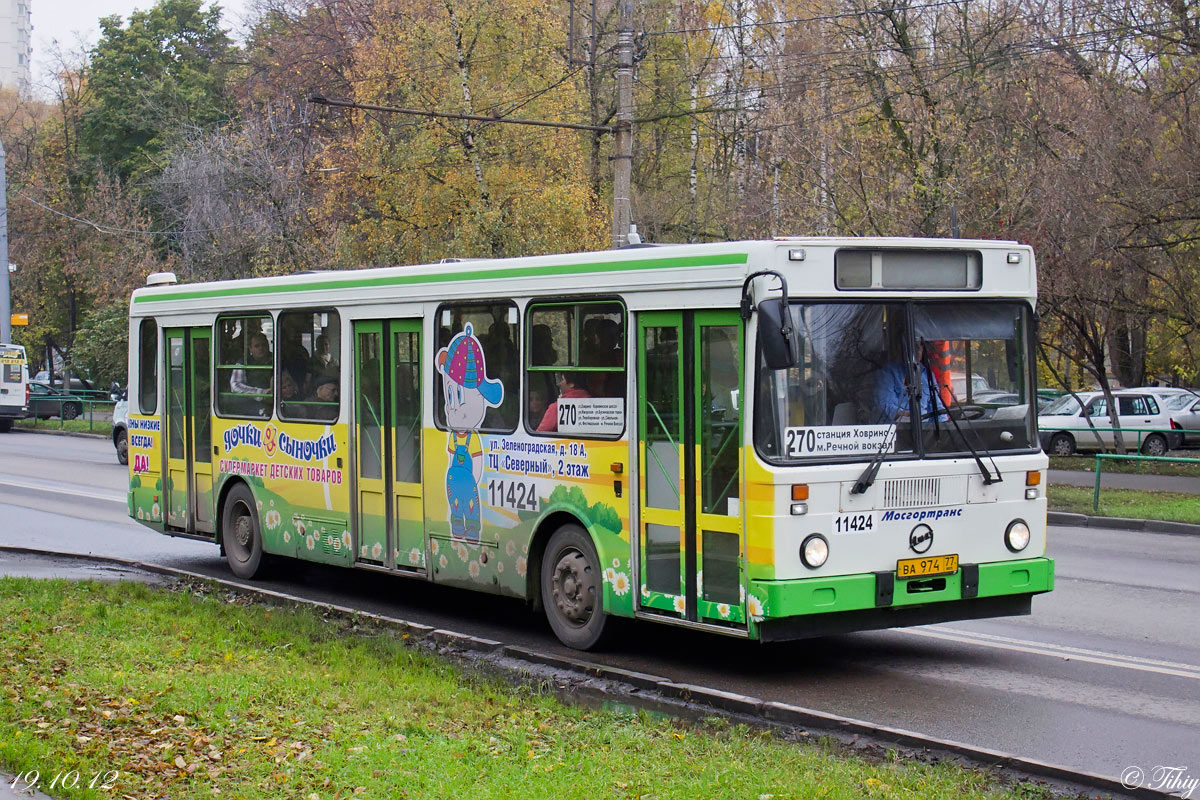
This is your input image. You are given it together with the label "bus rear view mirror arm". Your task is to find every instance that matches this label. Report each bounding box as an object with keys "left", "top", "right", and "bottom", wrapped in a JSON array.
[{"left": 741, "top": 270, "right": 798, "bottom": 370}]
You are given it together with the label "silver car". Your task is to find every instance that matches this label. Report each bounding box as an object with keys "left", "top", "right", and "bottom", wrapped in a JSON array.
[
  {"left": 1038, "top": 390, "right": 1179, "bottom": 456},
  {"left": 1165, "top": 392, "right": 1200, "bottom": 446}
]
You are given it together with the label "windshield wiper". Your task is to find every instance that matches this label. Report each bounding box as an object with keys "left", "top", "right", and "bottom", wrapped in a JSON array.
[{"left": 851, "top": 422, "right": 897, "bottom": 494}]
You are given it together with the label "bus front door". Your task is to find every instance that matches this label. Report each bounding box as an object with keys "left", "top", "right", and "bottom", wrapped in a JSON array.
[
  {"left": 637, "top": 310, "right": 746, "bottom": 627},
  {"left": 163, "top": 327, "right": 215, "bottom": 535},
  {"left": 353, "top": 320, "right": 425, "bottom": 571}
]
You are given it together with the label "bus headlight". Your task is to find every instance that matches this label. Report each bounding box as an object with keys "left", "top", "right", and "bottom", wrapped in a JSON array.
[
  {"left": 1005, "top": 520, "right": 1031, "bottom": 552},
  {"left": 800, "top": 534, "right": 829, "bottom": 569}
]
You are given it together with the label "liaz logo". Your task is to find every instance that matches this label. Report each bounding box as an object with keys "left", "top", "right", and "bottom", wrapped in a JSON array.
[{"left": 223, "top": 423, "right": 263, "bottom": 452}]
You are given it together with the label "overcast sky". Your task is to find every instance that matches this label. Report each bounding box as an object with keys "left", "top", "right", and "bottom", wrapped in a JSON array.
[{"left": 30, "top": 0, "right": 250, "bottom": 94}]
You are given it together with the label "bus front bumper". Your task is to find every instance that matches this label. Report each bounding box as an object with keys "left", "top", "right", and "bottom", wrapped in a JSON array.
[{"left": 751, "top": 556, "right": 1053, "bottom": 642}]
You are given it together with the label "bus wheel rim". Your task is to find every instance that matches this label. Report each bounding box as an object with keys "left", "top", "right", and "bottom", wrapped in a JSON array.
[
  {"left": 551, "top": 548, "right": 595, "bottom": 626},
  {"left": 233, "top": 505, "right": 254, "bottom": 550}
]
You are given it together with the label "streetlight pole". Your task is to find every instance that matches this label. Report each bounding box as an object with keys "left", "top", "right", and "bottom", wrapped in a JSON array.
[
  {"left": 611, "top": 0, "right": 634, "bottom": 249},
  {"left": 0, "top": 138, "right": 9, "bottom": 344}
]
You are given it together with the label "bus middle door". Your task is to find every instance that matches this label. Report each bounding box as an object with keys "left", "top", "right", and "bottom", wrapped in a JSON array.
[{"left": 353, "top": 320, "right": 425, "bottom": 570}]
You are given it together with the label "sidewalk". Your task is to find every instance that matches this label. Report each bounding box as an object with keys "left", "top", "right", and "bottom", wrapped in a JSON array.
[{"left": 1048, "top": 468, "right": 1200, "bottom": 494}]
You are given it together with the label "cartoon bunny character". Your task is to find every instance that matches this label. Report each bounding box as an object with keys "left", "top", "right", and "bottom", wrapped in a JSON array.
[{"left": 436, "top": 322, "right": 503, "bottom": 542}]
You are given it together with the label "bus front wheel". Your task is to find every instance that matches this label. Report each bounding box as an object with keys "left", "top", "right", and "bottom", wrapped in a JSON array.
[
  {"left": 221, "top": 484, "right": 268, "bottom": 579},
  {"left": 541, "top": 524, "right": 609, "bottom": 650}
]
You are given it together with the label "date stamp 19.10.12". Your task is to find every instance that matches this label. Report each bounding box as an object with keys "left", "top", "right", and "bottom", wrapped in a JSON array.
[{"left": 9, "top": 770, "right": 120, "bottom": 793}]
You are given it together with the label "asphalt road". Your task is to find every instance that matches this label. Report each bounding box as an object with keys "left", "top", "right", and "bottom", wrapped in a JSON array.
[{"left": 1, "top": 429, "right": 1198, "bottom": 787}]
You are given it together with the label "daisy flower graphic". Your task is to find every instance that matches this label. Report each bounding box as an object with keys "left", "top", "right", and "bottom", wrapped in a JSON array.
[
  {"left": 409, "top": 547, "right": 422, "bottom": 566},
  {"left": 516, "top": 556, "right": 527, "bottom": 577},
  {"left": 331, "top": 533, "right": 341, "bottom": 551},
  {"left": 604, "top": 567, "right": 616, "bottom": 584},
  {"left": 717, "top": 603, "right": 731, "bottom": 618},
  {"left": 151, "top": 502, "right": 160, "bottom": 519},
  {"left": 612, "top": 573, "right": 631, "bottom": 596},
  {"left": 454, "top": 542, "right": 469, "bottom": 562},
  {"left": 468, "top": 561, "right": 480, "bottom": 579},
  {"left": 641, "top": 584, "right": 650, "bottom": 599},
  {"left": 505, "top": 540, "right": 516, "bottom": 556},
  {"left": 283, "top": 530, "right": 291, "bottom": 544},
  {"left": 438, "top": 554, "right": 448, "bottom": 569},
  {"left": 341, "top": 530, "right": 352, "bottom": 550},
  {"left": 371, "top": 542, "right": 383, "bottom": 560},
  {"left": 265, "top": 510, "right": 282, "bottom": 530},
  {"left": 747, "top": 594, "right": 765, "bottom": 621},
  {"left": 430, "top": 538, "right": 440, "bottom": 555},
  {"left": 672, "top": 595, "right": 686, "bottom": 615},
  {"left": 612, "top": 558, "right": 620, "bottom": 568},
  {"left": 306, "top": 534, "right": 315, "bottom": 551},
  {"left": 496, "top": 561, "right": 504, "bottom": 574}
]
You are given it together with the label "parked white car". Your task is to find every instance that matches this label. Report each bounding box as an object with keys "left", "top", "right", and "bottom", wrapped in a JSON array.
[
  {"left": 1164, "top": 391, "right": 1200, "bottom": 446},
  {"left": 1038, "top": 390, "right": 1180, "bottom": 456}
]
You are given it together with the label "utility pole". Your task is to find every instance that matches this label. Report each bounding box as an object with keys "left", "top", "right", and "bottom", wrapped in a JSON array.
[
  {"left": 0, "top": 139, "right": 10, "bottom": 344},
  {"left": 611, "top": 0, "right": 634, "bottom": 248}
]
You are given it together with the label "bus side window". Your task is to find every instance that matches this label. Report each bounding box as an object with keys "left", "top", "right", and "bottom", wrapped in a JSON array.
[
  {"left": 526, "top": 301, "right": 625, "bottom": 437},
  {"left": 277, "top": 310, "right": 341, "bottom": 423},
  {"left": 434, "top": 302, "right": 519, "bottom": 434},
  {"left": 216, "top": 314, "right": 274, "bottom": 419},
  {"left": 139, "top": 319, "right": 158, "bottom": 414}
]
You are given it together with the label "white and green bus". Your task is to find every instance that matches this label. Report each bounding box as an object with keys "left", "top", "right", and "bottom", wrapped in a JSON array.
[
  {"left": 0, "top": 342, "right": 29, "bottom": 432},
  {"left": 126, "top": 238, "right": 1052, "bottom": 648}
]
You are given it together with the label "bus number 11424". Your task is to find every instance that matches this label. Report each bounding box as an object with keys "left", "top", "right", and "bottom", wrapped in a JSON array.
[{"left": 487, "top": 479, "right": 540, "bottom": 512}]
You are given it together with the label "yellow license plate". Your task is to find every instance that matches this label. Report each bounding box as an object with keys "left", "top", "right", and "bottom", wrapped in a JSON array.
[{"left": 897, "top": 554, "right": 959, "bottom": 579}]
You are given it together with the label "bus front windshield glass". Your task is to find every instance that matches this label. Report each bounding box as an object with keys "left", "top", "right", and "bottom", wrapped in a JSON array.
[{"left": 755, "top": 302, "right": 1035, "bottom": 461}]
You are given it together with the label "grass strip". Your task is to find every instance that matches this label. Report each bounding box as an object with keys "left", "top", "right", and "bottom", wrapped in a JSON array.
[
  {"left": 1048, "top": 455, "right": 1200, "bottom": 478},
  {"left": 15, "top": 418, "right": 111, "bottom": 435},
  {"left": 0, "top": 579, "right": 1052, "bottom": 800},
  {"left": 1049, "top": 485, "right": 1200, "bottom": 523}
]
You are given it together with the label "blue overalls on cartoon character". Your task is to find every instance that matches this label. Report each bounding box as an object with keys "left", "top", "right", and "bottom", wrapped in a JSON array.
[{"left": 436, "top": 322, "right": 503, "bottom": 542}]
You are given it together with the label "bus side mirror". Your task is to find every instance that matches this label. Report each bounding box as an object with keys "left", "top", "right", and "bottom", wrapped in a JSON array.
[{"left": 757, "top": 297, "right": 798, "bottom": 370}]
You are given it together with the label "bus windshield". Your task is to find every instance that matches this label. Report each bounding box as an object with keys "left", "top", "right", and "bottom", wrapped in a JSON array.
[{"left": 755, "top": 301, "right": 1036, "bottom": 461}]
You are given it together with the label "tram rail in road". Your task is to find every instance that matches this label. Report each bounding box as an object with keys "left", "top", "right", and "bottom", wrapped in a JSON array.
[{"left": 0, "top": 545, "right": 1179, "bottom": 799}]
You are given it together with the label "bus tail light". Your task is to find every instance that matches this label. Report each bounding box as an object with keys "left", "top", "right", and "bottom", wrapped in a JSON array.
[
  {"left": 1005, "top": 520, "right": 1031, "bottom": 552},
  {"left": 800, "top": 534, "right": 829, "bottom": 568},
  {"left": 1172, "top": 419, "right": 1183, "bottom": 430}
]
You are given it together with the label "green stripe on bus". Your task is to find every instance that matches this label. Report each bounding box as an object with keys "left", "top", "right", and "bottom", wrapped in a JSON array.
[{"left": 132, "top": 252, "right": 751, "bottom": 305}]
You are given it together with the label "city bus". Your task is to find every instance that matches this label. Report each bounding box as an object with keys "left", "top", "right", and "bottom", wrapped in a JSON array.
[
  {"left": 0, "top": 342, "right": 29, "bottom": 432},
  {"left": 126, "top": 238, "right": 1053, "bottom": 649}
]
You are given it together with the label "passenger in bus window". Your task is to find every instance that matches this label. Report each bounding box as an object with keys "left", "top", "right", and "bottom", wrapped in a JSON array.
[
  {"left": 230, "top": 333, "right": 273, "bottom": 394},
  {"left": 528, "top": 386, "right": 549, "bottom": 424},
  {"left": 537, "top": 372, "right": 590, "bottom": 432},
  {"left": 312, "top": 334, "right": 338, "bottom": 380}
]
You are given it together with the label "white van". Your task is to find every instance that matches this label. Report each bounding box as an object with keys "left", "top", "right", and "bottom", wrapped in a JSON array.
[{"left": 0, "top": 343, "right": 29, "bottom": 432}]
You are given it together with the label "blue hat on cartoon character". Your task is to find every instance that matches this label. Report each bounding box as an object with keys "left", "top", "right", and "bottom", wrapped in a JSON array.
[{"left": 437, "top": 322, "right": 504, "bottom": 406}]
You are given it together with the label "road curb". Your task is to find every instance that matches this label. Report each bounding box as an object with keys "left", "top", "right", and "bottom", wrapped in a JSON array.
[
  {"left": 1048, "top": 510, "right": 1200, "bottom": 536},
  {"left": 0, "top": 546, "right": 1164, "bottom": 799}
]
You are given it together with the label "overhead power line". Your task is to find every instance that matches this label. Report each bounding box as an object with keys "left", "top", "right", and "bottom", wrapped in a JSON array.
[{"left": 307, "top": 94, "right": 614, "bottom": 133}]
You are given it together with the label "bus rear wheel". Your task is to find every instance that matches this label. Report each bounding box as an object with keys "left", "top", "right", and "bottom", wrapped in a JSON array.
[
  {"left": 221, "top": 484, "right": 268, "bottom": 579},
  {"left": 541, "top": 524, "right": 609, "bottom": 650},
  {"left": 0, "top": 419, "right": 11, "bottom": 433}
]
